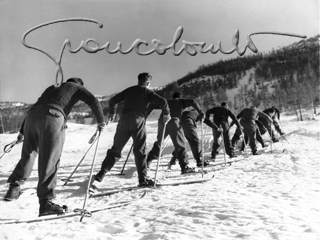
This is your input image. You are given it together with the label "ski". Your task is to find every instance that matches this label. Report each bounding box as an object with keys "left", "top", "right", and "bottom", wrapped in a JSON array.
[
  {"left": 90, "top": 186, "right": 148, "bottom": 198},
  {"left": 163, "top": 170, "right": 209, "bottom": 179},
  {"left": 156, "top": 175, "right": 214, "bottom": 186},
  {"left": 0, "top": 191, "right": 147, "bottom": 224},
  {"left": 275, "top": 130, "right": 299, "bottom": 141},
  {"left": 164, "top": 162, "right": 235, "bottom": 179},
  {"left": 90, "top": 175, "right": 214, "bottom": 197},
  {"left": 207, "top": 158, "right": 241, "bottom": 167},
  {"left": 264, "top": 130, "right": 299, "bottom": 143}
]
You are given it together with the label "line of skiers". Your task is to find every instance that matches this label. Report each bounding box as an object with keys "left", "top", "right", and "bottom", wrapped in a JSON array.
[{"left": 3, "top": 73, "right": 285, "bottom": 216}]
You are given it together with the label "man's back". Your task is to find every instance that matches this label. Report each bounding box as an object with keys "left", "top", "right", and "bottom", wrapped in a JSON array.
[
  {"left": 206, "top": 106, "right": 230, "bottom": 123},
  {"left": 263, "top": 107, "right": 280, "bottom": 119},
  {"left": 110, "top": 85, "right": 169, "bottom": 118},
  {"left": 167, "top": 99, "right": 186, "bottom": 118},
  {"left": 240, "top": 108, "right": 258, "bottom": 120},
  {"left": 33, "top": 79, "right": 103, "bottom": 122},
  {"left": 167, "top": 99, "right": 201, "bottom": 118},
  {"left": 239, "top": 107, "right": 269, "bottom": 122}
]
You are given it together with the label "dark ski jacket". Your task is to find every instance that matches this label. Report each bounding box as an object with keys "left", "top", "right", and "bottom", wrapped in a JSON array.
[
  {"left": 109, "top": 85, "right": 169, "bottom": 118},
  {"left": 263, "top": 107, "right": 280, "bottom": 120},
  {"left": 20, "top": 80, "right": 105, "bottom": 133},
  {"left": 147, "top": 98, "right": 203, "bottom": 121},
  {"left": 33, "top": 80, "right": 104, "bottom": 121},
  {"left": 205, "top": 106, "right": 241, "bottom": 128},
  {"left": 236, "top": 107, "right": 271, "bottom": 122}
]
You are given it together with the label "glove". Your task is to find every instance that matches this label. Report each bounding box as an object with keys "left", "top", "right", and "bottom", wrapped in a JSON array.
[
  {"left": 17, "top": 132, "right": 24, "bottom": 143},
  {"left": 97, "top": 122, "right": 106, "bottom": 132},
  {"left": 108, "top": 114, "right": 115, "bottom": 122},
  {"left": 203, "top": 118, "right": 210, "bottom": 126},
  {"left": 163, "top": 114, "right": 171, "bottom": 124},
  {"left": 197, "top": 112, "right": 204, "bottom": 122}
]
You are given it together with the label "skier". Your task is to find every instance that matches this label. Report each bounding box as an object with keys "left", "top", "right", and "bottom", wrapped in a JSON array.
[
  {"left": 168, "top": 109, "right": 210, "bottom": 168},
  {"left": 146, "top": 92, "right": 203, "bottom": 174},
  {"left": 258, "top": 106, "right": 285, "bottom": 142},
  {"left": 93, "top": 73, "right": 170, "bottom": 187},
  {"left": 204, "top": 102, "right": 242, "bottom": 160},
  {"left": 3, "top": 78, "right": 106, "bottom": 217},
  {"left": 231, "top": 106, "right": 272, "bottom": 155},
  {"left": 231, "top": 119, "right": 268, "bottom": 152}
]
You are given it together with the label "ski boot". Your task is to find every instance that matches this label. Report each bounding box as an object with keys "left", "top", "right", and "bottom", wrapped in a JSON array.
[
  {"left": 252, "top": 150, "right": 261, "bottom": 155},
  {"left": 3, "top": 183, "right": 21, "bottom": 201},
  {"left": 181, "top": 166, "right": 195, "bottom": 174},
  {"left": 39, "top": 200, "right": 68, "bottom": 217},
  {"left": 196, "top": 159, "right": 209, "bottom": 167},
  {"left": 167, "top": 156, "right": 177, "bottom": 169},
  {"left": 94, "top": 169, "right": 107, "bottom": 182},
  {"left": 138, "top": 178, "right": 155, "bottom": 187}
]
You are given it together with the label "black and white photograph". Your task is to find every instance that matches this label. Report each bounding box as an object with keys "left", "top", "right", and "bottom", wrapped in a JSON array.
[{"left": 0, "top": 0, "right": 319, "bottom": 239}]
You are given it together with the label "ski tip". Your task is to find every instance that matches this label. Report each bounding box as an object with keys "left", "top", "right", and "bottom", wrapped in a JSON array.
[
  {"left": 61, "top": 179, "right": 73, "bottom": 183},
  {"left": 140, "top": 190, "right": 148, "bottom": 198}
]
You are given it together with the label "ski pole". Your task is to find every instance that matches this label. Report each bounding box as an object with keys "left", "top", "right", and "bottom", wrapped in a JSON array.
[
  {"left": 220, "top": 125, "right": 227, "bottom": 166},
  {"left": 242, "top": 134, "right": 249, "bottom": 158},
  {"left": 160, "top": 136, "right": 170, "bottom": 153},
  {"left": 270, "top": 130, "right": 273, "bottom": 153},
  {"left": 280, "top": 134, "right": 290, "bottom": 144},
  {"left": 0, "top": 139, "right": 23, "bottom": 160},
  {"left": 154, "top": 122, "right": 167, "bottom": 187},
  {"left": 61, "top": 131, "right": 99, "bottom": 185},
  {"left": 203, "top": 122, "right": 208, "bottom": 137},
  {"left": 119, "top": 144, "right": 133, "bottom": 175},
  {"left": 80, "top": 130, "right": 101, "bottom": 222},
  {"left": 200, "top": 120, "right": 205, "bottom": 178},
  {"left": 160, "top": 136, "right": 171, "bottom": 170}
]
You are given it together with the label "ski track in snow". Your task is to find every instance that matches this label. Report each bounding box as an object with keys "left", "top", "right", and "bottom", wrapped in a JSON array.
[{"left": 0, "top": 114, "right": 319, "bottom": 240}]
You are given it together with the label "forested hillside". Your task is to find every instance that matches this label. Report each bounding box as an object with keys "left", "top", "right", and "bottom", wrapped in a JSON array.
[{"left": 155, "top": 35, "right": 319, "bottom": 118}]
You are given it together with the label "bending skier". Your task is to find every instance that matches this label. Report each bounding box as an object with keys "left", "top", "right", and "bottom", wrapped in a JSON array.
[
  {"left": 231, "top": 119, "right": 268, "bottom": 152},
  {"left": 93, "top": 73, "right": 170, "bottom": 187},
  {"left": 4, "top": 78, "right": 106, "bottom": 217},
  {"left": 258, "top": 106, "right": 285, "bottom": 142},
  {"left": 168, "top": 109, "right": 210, "bottom": 168},
  {"left": 205, "top": 102, "right": 242, "bottom": 160},
  {"left": 231, "top": 106, "right": 272, "bottom": 155},
  {"left": 146, "top": 92, "right": 204, "bottom": 174}
]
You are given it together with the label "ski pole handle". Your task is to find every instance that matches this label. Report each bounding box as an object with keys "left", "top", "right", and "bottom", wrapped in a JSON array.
[
  {"left": 88, "top": 131, "right": 98, "bottom": 144},
  {"left": 3, "top": 140, "right": 20, "bottom": 153}
]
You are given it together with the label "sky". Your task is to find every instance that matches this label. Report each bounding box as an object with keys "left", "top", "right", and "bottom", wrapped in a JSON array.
[{"left": 0, "top": 0, "right": 319, "bottom": 103}]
